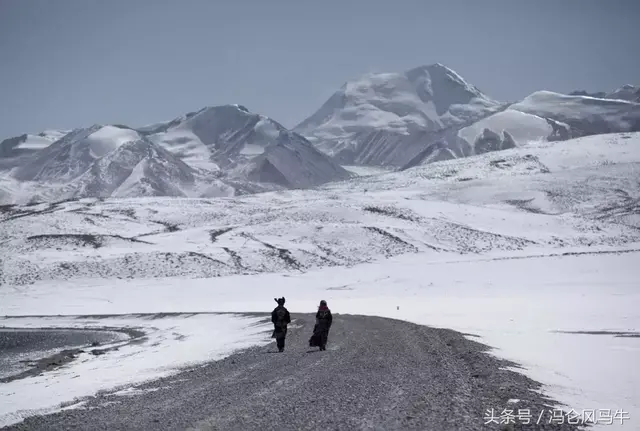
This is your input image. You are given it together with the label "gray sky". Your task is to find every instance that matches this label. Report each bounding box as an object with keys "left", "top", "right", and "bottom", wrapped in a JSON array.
[{"left": 1, "top": 0, "right": 638, "bottom": 139}]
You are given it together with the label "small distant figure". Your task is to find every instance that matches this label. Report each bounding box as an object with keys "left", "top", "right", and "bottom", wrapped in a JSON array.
[
  {"left": 271, "top": 297, "right": 291, "bottom": 353},
  {"left": 309, "top": 300, "right": 333, "bottom": 351}
]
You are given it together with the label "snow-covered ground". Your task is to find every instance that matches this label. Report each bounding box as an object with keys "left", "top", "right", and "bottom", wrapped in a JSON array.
[
  {"left": 341, "top": 165, "right": 395, "bottom": 177},
  {"left": 1, "top": 132, "right": 639, "bottom": 428},
  {"left": 3, "top": 251, "right": 637, "bottom": 428},
  {"left": 0, "top": 314, "right": 272, "bottom": 427}
]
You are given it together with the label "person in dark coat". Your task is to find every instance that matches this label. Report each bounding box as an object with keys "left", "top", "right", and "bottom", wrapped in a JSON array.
[
  {"left": 312, "top": 300, "right": 332, "bottom": 351},
  {"left": 271, "top": 297, "right": 291, "bottom": 352}
]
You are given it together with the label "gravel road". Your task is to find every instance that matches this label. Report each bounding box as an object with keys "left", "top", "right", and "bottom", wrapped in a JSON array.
[{"left": 4, "top": 314, "right": 581, "bottom": 431}]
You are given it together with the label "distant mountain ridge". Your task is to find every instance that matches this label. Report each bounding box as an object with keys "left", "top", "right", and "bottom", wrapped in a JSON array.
[
  {"left": 0, "top": 105, "right": 351, "bottom": 204},
  {"left": 570, "top": 84, "right": 640, "bottom": 103},
  {"left": 294, "top": 64, "right": 640, "bottom": 168},
  {"left": 1, "top": 63, "right": 638, "bottom": 204},
  {"left": 0, "top": 130, "right": 69, "bottom": 170}
]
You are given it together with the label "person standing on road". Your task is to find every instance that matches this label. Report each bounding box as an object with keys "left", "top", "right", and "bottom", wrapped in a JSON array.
[
  {"left": 271, "top": 297, "right": 291, "bottom": 353},
  {"left": 313, "top": 300, "right": 332, "bottom": 351}
]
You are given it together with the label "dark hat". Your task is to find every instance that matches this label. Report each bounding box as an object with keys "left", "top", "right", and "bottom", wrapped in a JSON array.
[
  {"left": 275, "top": 297, "right": 285, "bottom": 305},
  {"left": 320, "top": 300, "right": 327, "bottom": 306}
]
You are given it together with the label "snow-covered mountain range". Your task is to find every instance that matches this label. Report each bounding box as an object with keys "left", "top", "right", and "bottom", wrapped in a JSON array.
[
  {"left": 294, "top": 64, "right": 640, "bottom": 168},
  {"left": 3, "top": 131, "right": 638, "bottom": 286},
  {"left": 142, "top": 105, "right": 350, "bottom": 188},
  {"left": 1, "top": 63, "right": 638, "bottom": 204},
  {"left": 0, "top": 106, "right": 351, "bottom": 204}
]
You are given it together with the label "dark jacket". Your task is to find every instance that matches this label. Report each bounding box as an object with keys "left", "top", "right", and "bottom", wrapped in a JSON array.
[{"left": 271, "top": 305, "right": 291, "bottom": 334}]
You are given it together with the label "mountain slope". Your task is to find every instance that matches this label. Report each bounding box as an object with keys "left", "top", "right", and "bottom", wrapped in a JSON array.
[
  {"left": 147, "top": 104, "right": 352, "bottom": 188},
  {"left": 1, "top": 106, "right": 352, "bottom": 204},
  {"left": 510, "top": 91, "right": 640, "bottom": 138},
  {"left": 571, "top": 85, "right": 640, "bottom": 103},
  {"left": 2, "top": 131, "right": 638, "bottom": 286},
  {"left": 0, "top": 130, "right": 69, "bottom": 170},
  {"left": 606, "top": 84, "right": 640, "bottom": 103},
  {"left": 63, "top": 138, "right": 197, "bottom": 199},
  {"left": 3, "top": 71, "right": 638, "bottom": 202},
  {"left": 297, "top": 65, "right": 639, "bottom": 169},
  {"left": 0, "top": 130, "right": 68, "bottom": 155},
  {"left": 5, "top": 126, "right": 200, "bottom": 202},
  {"left": 444, "top": 90, "right": 640, "bottom": 166},
  {"left": 457, "top": 110, "right": 554, "bottom": 148},
  {"left": 11, "top": 125, "right": 140, "bottom": 182},
  {"left": 294, "top": 63, "right": 504, "bottom": 166}
]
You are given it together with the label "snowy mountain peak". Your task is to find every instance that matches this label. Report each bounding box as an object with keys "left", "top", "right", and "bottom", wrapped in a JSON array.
[
  {"left": 146, "top": 103, "right": 351, "bottom": 188},
  {"left": 68, "top": 137, "right": 196, "bottom": 199},
  {"left": 232, "top": 104, "right": 250, "bottom": 113},
  {"left": 294, "top": 63, "right": 502, "bottom": 165},
  {"left": 153, "top": 104, "right": 290, "bottom": 164},
  {"left": 403, "top": 63, "right": 496, "bottom": 114},
  {"left": 0, "top": 101, "right": 352, "bottom": 203},
  {"left": 524, "top": 90, "right": 637, "bottom": 106},
  {"left": 336, "top": 63, "right": 494, "bottom": 112},
  {"left": 85, "top": 125, "right": 142, "bottom": 158},
  {"left": 406, "top": 63, "right": 478, "bottom": 93},
  {"left": 0, "top": 129, "right": 70, "bottom": 169},
  {"left": 5, "top": 122, "right": 205, "bottom": 202},
  {"left": 606, "top": 84, "right": 640, "bottom": 103},
  {"left": 11, "top": 125, "right": 147, "bottom": 182},
  {"left": 191, "top": 103, "right": 253, "bottom": 118},
  {"left": 450, "top": 88, "right": 640, "bottom": 158}
]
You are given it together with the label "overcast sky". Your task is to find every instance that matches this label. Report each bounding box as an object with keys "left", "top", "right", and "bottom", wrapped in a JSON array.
[{"left": 1, "top": 0, "right": 638, "bottom": 138}]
